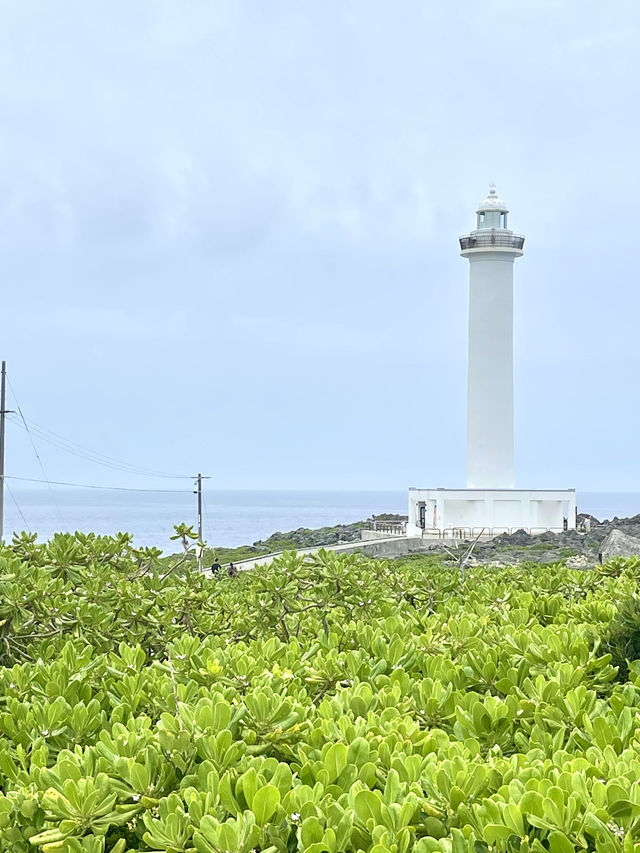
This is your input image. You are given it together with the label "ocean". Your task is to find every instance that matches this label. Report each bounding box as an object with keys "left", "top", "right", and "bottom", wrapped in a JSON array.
[{"left": 3, "top": 488, "right": 639, "bottom": 552}]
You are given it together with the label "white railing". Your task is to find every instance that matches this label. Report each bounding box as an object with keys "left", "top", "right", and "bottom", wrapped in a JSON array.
[
  {"left": 370, "top": 521, "right": 407, "bottom": 536},
  {"left": 418, "top": 526, "right": 565, "bottom": 540},
  {"left": 459, "top": 233, "right": 525, "bottom": 250}
]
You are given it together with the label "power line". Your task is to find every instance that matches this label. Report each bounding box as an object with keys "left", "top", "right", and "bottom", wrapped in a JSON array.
[
  {"left": 7, "top": 416, "right": 174, "bottom": 478},
  {"left": 2, "top": 377, "right": 202, "bottom": 541},
  {"left": 4, "top": 477, "right": 30, "bottom": 531},
  {"left": 7, "top": 379, "right": 64, "bottom": 525},
  {"left": 5, "top": 475, "right": 192, "bottom": 493},
  {"left": 7, "top": 414, "right": 191, "bottom": 480}
]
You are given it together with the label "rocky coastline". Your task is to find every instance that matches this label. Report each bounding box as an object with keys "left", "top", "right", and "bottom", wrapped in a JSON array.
[
  {"left": 464, "top": 512, "right": 640, "bottom": 567},
  {"left": 203, "top": 511, "right": 640, "bottom": 568}
]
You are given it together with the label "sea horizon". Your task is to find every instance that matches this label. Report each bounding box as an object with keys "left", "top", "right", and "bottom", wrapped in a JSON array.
[{"left": 2, "top": 487, "right": 640, "bottom": 551}]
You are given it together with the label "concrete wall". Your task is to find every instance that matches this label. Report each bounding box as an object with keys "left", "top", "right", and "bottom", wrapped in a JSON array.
[
  {"left": 335, "top": 538, "right": 442, "bottom": 558},
  {"left": 535, "top": 500, "right": 564, "bottom": 529},
  {"left": 361, "top": 530, "right": 404, "bottom": 541},
  {"left": 494, "top": 499, "right": 527, "bottom": 528},
  {"left": 440, "top": 499, "right": 484, "bottom": 527}
]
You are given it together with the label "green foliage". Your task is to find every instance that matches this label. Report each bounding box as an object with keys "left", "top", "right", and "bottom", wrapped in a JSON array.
[
  {"left": 200, "top": 544, "right": 271, "bottom": 565},
  {"left": 605, "top": 599, "right": 640, "bottom": 680},
  {"left": 0, "top": 533, "right": 640, "bottom": 851}
]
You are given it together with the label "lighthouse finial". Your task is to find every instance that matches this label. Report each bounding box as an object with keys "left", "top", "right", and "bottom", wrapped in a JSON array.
[{"left": 477, "top": 184, "right": 507, "bottom": 212}]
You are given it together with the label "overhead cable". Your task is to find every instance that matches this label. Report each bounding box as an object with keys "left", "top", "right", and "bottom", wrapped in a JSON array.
[
  {"left": 7, "top": 380, "right": 64, "bottom": 525},
  {"left": 5, "top": 475, "right": 192, "bottom": 493},
  {"left": 202, "top": 492, "right": 214, "bottom": 544},
  {"left": 4, "top": 479, "right": 31, "bottom": 531},
  {"left": 7, "top": 414, "right": 191, "bottom": 480}
]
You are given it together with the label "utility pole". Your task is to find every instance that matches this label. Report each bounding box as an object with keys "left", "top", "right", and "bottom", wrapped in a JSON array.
[
  {"left": 0, "top": 362, "right": 5, "bottom": 542},
  {"left": 196, "top": 472, "right": 203, "bottom": 541},
  {"left": 193, "top": 473, "right": 210, "bottom": 572}
]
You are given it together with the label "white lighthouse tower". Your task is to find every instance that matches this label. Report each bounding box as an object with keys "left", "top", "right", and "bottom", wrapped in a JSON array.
[
  {"left": 407, "top": 186, "right": 575, "bottom": 538},
  {"left": 462, "top": 184, "right": 522, "bottom": 489}
]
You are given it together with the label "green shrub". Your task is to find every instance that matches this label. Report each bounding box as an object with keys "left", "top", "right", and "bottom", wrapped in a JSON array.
[
  {"left": 0, "top": 533, "right": 639, "bottom": 851},
  {"left": 604, "top": 596, "right": 640, "bottom": 680}
]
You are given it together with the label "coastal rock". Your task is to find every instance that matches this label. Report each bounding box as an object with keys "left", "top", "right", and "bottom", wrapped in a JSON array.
[
  {"left": 577, "top": 513, "right": 600, "bottom": 528},
  {"left": 599, "top": 529, "right": 640, "bottom": 563},
  {"left": 503, "top": 529, "right": 531, "bottom": 545},
  {"left": 565, "top": 554, "right": 590, "bottom": 569}
]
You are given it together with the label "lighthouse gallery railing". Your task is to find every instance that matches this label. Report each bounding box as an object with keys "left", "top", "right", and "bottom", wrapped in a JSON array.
[{"left": 459, "top": 233, "right": 525, "bottom": 250}]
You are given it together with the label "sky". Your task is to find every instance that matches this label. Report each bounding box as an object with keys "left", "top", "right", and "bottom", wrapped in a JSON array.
[{"left": 0, "top": 0, "right": 639, "bottom": 493}]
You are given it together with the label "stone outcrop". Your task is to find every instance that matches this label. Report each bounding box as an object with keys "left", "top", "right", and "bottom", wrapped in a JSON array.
[
  {"left": 599, "top": 529, "right": 640, "bottom": 563},
  {"left": 565, "top": 554, "right": 591, "bottom": 569}
]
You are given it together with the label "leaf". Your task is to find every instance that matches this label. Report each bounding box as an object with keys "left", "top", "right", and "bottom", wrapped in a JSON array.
[
  {"left": 324, "top": 743, "right": 348, "bottom": 783},
  {"left": 483, "top": 824, "right": 516, "bottom": 844},
  {"left": 354, "top": 790, "right": 381, "bottom": 825},
  {"left": 130, "top": 762, "right": 149, "bottom": 793},
  {"left": 252, "top": 784, "right": 281, "bottom": 827},
  {"left": 301, "top": 816, "right": 324, "bottom": 848},
  {"left": 347, "top": 737, "right": 370, "bottom": 768},
  {"left": 548, "top": 831, "right": 575, "bottom": 853}
]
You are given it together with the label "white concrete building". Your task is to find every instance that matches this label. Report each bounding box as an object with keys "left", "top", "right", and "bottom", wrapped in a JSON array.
[
  {"left": 407, "top": 488, "right": 576, "bottom": 537},
  {"left": 407, "top": 187, "right": 575, "bottom": 538}
]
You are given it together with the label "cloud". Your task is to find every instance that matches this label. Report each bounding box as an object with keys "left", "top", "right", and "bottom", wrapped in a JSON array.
[
  {"left": 11, "top": 304, "right": 189, "bottom": 342},
  {"left": 0, "top": 0, "right": 638, "bottom": 491}
]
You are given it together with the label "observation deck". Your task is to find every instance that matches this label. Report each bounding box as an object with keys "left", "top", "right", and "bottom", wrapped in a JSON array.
[{"left": 459, "top": 232, "right": 525, "bottom": 251}]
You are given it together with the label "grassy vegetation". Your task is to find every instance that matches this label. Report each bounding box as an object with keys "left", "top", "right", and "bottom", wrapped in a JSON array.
[
  {"left": 192, "top": 519, "right": 380, "bottom": 567},
  {"left": 202, "top": 543, "right": 272, "bottom": 565}
]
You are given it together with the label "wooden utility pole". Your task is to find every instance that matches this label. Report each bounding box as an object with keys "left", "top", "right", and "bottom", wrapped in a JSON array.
[{"left": 0, "top": 362, "right": 5, "bottom": 542}]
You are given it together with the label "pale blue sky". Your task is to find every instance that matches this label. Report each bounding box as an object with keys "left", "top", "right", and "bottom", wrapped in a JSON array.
[{"left": 1, "top": 0, "right": 639, "bottom": 491}]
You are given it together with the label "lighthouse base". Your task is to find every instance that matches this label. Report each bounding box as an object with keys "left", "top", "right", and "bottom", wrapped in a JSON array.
[{"left": 407, "top": 487, "right": 576, "bottom": 539}]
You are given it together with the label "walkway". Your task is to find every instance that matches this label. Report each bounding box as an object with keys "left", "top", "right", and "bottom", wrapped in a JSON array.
[{"left": 227, "top": 535, "right": 442, "bottom": 572}]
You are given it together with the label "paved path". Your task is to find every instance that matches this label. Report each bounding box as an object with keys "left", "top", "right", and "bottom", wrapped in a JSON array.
[{"left": 228, "top": 536, "right": 411, "bottom": 572}]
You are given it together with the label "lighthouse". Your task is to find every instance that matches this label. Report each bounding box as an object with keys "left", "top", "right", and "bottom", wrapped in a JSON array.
[
  {"left": 461, "top": 185, "right": 523, "bottom": 489},
  {"left": 406, "top": 186, "right": 575, "bottom": 538}
]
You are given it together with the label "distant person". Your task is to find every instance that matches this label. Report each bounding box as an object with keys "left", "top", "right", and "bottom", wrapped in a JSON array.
[
  {"left": 210, "top": 559, "right": 221, "bottom": 575},
  {"left": 228, "top": 562, "right": 238, "bottom": 578}
]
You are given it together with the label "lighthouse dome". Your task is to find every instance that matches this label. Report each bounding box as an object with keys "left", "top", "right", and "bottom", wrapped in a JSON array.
[{"left": 476, "top": 184, "right": 509, "bottom": 214}]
